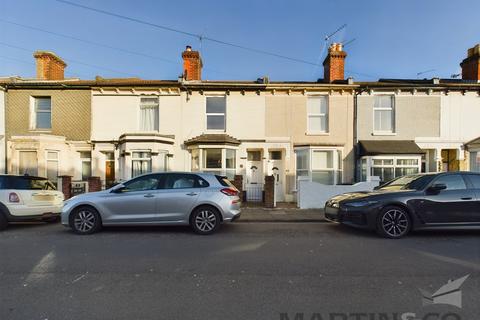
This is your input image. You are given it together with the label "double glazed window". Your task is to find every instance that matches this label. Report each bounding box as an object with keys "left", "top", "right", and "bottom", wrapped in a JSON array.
[
  {"left": 307, "top": 96, "right": 328, "bottom": 133},
  {"left": 34, "top": 97, "right": 52, "bottom": 129},
  {"left": 373, "top": 95, "right": 395, "bottom": 133},
  {"left": 79, "top": 151, "right": 92, "bottom": 181},
  {"left": 295, "top": 148, "right": 342, "bottom": 185},
  {"left": 206, "top": 97, "right": 226, "bottom": 131},
  {"left": 361, "top": 156, "right": 421, "bottom": 183},
  {"left": 19, "top": 151, "right": 38, "bottom": 176},
  {"left": 191, "top": 148, "right": 236, "bottom": 179},
  {"left": 46, "top": 151, "right": 59, "bottom": 184},
  {"left": 132, "top": 151, "right": 152, "bottom": 178},
  {"left": 139, "top": 97, "right": 159, "bottom": 131}
]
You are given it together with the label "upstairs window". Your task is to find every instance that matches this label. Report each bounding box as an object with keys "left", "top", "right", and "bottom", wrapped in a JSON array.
[
  {"left": 139, "top": 97, "right": 159, "bottom": 131},
  {"left": 307, "top": 96, "right": 328, "bottom": 133},
  {"left": 206, "top": 97, "right": 226, "bottom": 131},
  {"left": 34, "top": 97, "right": 52, "bottom": 129},
  {"left": 374, "top": 95, "right": 395, "bottom": 133}
]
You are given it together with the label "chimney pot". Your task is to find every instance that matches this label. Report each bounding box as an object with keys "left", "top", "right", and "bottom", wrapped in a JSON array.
[
  {"left": 323, "top": 43, "right": 347, "bottom": 83},
  {"left": 33, "top": 51, "right": 66, "bottom": 80},
  {"left": 186, "top": 45, "right": 192, "bottom": 51}
]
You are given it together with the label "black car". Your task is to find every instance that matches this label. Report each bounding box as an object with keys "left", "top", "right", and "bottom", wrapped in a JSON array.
[{"left": 324, "top": 172, "right": 480, "bottom": 238}]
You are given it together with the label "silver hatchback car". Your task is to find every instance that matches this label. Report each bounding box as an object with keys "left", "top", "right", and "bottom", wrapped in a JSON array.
[{"left": 61, "top": 172, "right": 241, "bottom": 235}]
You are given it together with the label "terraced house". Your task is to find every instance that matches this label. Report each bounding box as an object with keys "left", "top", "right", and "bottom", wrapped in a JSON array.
[
  {"left": 1, "top": 52, "right": 92, "bottom": 188},
  {"left": 356, "top": 44, "right": 480, "bottom": 183},
  {"left": 1, "top": 43, "right": 480, "bottom": 206},
  {"left": 90, "top": 44, "right": 356, "bottom": 202}
]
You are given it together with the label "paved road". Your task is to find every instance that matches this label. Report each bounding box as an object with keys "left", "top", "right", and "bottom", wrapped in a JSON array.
[{"left": 1, "top": 222, "right": 479, "bottom": 320}]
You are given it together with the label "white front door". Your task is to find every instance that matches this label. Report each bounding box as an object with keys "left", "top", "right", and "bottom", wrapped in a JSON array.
[{"left": 246, "top": 151, "right": 263, "bottom": 202}]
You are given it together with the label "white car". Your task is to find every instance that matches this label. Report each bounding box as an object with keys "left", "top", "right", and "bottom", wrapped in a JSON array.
[{"left": 0, "top": 175, "right": 64, "bottom": 230}]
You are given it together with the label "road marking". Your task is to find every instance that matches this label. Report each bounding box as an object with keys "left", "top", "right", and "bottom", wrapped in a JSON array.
[
  {"left": 24, "top": 251, "right": 56, "bottom": 284},
  {"left": 215, "top": 241, "right": 267, "bottom": 254},
  {"left": 415, "top": 250, "right": 480, "bottom": 271}
]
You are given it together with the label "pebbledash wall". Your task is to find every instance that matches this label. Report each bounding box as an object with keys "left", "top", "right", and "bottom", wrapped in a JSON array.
[{"left": 4, "top": 84, "right": 91, "bottom": 182}]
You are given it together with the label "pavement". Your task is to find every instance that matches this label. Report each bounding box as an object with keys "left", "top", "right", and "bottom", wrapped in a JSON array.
[
  {"left": 1, "top": 221, "right": 479, "bottom": 320},
  {"left": 238, "top": 207, "right": 325, "bottom": 222}
]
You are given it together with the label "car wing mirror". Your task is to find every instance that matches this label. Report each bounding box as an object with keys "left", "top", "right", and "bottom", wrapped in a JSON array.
[
  {"left": 427, "top": 183, "right": 447, "bottom": 194},
  {"left": 110, "top": 183, "right": 126, "bottom": 193}
]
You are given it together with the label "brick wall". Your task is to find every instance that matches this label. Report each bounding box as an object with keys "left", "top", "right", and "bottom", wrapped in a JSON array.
[
  {"left": 34, "top": 51, "right": 66, "bottom": 80},
  {"left": 182, "top": 47, "right": 202, "bottom": 81},
  {"left": 88, "top": 176, "right": 102, "bottom": 192},
  {"left": 323, "top": 43, "right": 347, "bottom": 82},
  {"left": 232, "top": 175, "right": 244, "bottom": 202},
  {"left": 264, "top": 175, "right": 275, "bottom": 208},
  {"left": 60, "top": 175, "right": 72, "bottom": 200}
]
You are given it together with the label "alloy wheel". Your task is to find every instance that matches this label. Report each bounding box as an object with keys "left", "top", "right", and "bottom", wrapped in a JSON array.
[
  {"left": 74, "top": 210, "right": 96, "bottom": 233},
  {"left": 381, "top": 209, "right": 409, "bottom": 237},
  {"left": 195, "top": 210, "right": 217, "bottom": 232}
]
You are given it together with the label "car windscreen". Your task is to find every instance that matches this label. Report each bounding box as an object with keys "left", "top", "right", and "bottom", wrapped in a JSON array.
[
  {"left": 9, "top": 177, "right": 57, "bottom": 190},
  {"left": 377, "top": 174, "right": 435, "bottom": 191}
]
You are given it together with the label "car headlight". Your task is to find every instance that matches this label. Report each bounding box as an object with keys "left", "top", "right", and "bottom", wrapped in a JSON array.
[{"left": 344, "top": 200, "right": 378, "bottom": 207}]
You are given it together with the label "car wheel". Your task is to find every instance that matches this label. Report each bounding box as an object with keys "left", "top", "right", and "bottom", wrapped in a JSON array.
[
  {"left": 376, "top": 206, "right": 411, "bottom": 239},
  {"left": 70, "top": 206, "right": 102, "bottom": 235},
  {"left": 190, "top": 206, "right": 221, "bottom": 235},
  {"left": 0, "top": 213, "right": 7, "bottom": 231}
]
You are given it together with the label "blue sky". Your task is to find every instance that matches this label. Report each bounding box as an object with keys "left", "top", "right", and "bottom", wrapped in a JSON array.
[{"left": 0, "top": 0, "right": 479, "bottom": 81}]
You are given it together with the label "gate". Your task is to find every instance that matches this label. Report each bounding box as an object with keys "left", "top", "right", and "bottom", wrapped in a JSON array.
[{"left": 245, "top": 183, "right": 263, "bottom": 202}]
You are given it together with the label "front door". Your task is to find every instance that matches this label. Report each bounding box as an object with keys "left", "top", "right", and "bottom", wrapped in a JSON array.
[
  {"left": 99, "top": 174, "right": 160, "bottom": 223},
  {"left": 268, "top": 150, "right": 285, "bottom": 202},
  {"left": 105, "top": 160, "right": 115, "bottom": 188},
  {"left": 417, "top": 174, "right": 477, "bottom": 224},
  {"left": 246, "top": 150, "right": 264, "bottom": 202},
  {"left": 155, "top": 173, "right": 201, "bottom": 222}
]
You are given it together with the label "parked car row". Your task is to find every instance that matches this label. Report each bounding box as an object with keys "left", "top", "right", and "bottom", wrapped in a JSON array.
[
  {"left": 0, "top": 172, "right": 241, "bottom": 235},
  {"left": 2, "top": 171, "right": 480, "bottom": 239}
]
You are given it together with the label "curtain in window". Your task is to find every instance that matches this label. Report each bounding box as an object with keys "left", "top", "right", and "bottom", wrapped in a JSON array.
[{"left": 140, "top": 98, "right": 159, "bottom": 131}]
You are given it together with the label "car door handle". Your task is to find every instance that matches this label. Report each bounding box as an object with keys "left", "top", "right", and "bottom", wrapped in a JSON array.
[
  {"left": 186, "top": 192, "right": 198, "bottom": 196},
  {"left": 461, "top": 197, "right": 472, "bottom": 200},
  {"left": 144, "top": 194, "right": 155, "bottom": 198}
]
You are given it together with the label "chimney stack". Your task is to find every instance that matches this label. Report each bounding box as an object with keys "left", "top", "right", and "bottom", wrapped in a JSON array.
[
  {"left": 33, "top": 51, "right": 66, "bottom": 80},
  {"left": 182, "top": 45, "right": 202, "bottom": 81},
  {"left": 323, "top": 43, "right": 347, "bottom": 83},
  {"left": 460, "top": 44, "right": 480, "bottom": 81}
]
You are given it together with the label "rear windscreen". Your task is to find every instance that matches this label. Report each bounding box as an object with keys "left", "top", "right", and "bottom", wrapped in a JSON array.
[
  {"left": 215, "top": 175, "right": 236, "bottom": 188},
  {"left": 8, "top": 177, "right": 56, "bottom": 190}
]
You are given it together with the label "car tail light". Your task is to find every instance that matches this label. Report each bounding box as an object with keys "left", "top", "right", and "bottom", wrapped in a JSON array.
[
  {"left": 9, "top": 192, "right": 20, "bottom": 203},
  {"left": 220, "top": 188, "right": 238, "bottom": 196}
]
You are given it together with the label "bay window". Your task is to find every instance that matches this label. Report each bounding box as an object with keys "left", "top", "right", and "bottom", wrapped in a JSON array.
[
  {"left": 295, "top": 148, "right": 342, "bottom": 185},
  {"left": 361, "top": 156, "right": 421, "bottom": 183},
  {"left": 191, "top": 147, "right": 237, "bottom": 179},
  {"left": 470, "top": 151, "right": 480, "bottom": 172},
  {"left": 132, "top": 151, "right": 152, "bottom": 177},
  {"left": 46, "top": 151, "right": 59, "bottom": 184}
]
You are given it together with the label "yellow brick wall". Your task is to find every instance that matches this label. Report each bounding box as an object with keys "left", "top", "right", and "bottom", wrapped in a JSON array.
[{"left": 6, "top": 89, "right": 91, "bottom": 141}]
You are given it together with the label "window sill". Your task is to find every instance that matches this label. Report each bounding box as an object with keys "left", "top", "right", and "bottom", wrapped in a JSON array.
[
  {"left": 30, "top": 129, "right": 52, "bottom": 133},
  {"left": 305, "top": 132, "right": 330, "bottom": 136},
  {"left": 371, "top": 132, "right": 397, "bottom": 136}
]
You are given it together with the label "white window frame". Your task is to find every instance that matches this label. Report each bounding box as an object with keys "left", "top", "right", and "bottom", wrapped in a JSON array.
[
  {"left": 294, "top": 147, "right": 343, "bottom": 185},
  {"left": 45, "top": 150, "right": 59, "bottom": 183},
  {"left": 139, "top": 96, "right": 159, "bottom": 131},
  {"left": 190, "top": 146, "right": 238, "bottom": 179},
  {"left": 373, "top": 95, "right": 395, "bottom": 134},
  {"left": 307, "top": 95, "right": 329, "bottom": 134},
  {"left": 30, "top": 96, "right": 52, "bottom": 131},
  {"left": 131, "top": 150, "right": 152, "bottom": 178},
  {"left": 361, "top": 155, "right": 421, "bottom": 182},
  {"left": 79, "top": 151, "right": 92, "bottom": 181},
  {"left": 205, "top": 95, "right": 226, "bottom": 132}
]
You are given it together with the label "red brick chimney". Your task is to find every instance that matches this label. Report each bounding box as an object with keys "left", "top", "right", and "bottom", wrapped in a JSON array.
[
  {"left": 323, "top": 43, "right": 347, "bottom": 82},
  {"left": 182, "top": 45, "right": 202, "bottom": 81},
  {"left": 33, "top": 51, "right": 67, "bottom": 80},
  {"left": 460, "top": 44, "right": 480, "bottom": 81}
]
